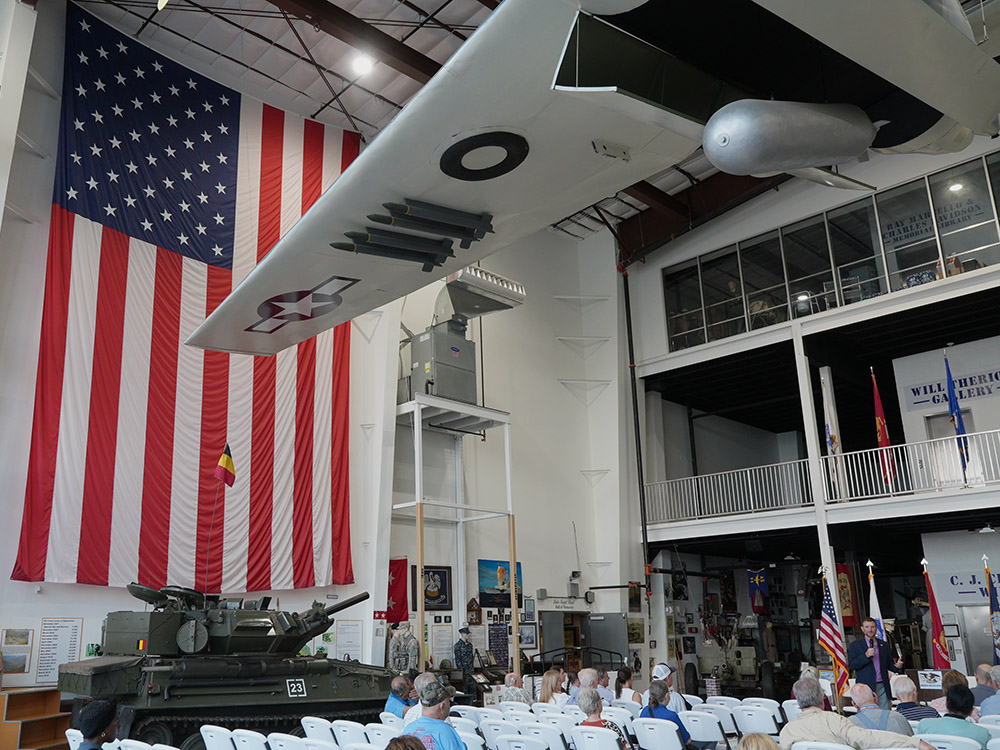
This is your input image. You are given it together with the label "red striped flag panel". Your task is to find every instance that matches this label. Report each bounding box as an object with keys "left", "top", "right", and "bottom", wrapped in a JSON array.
[
  {"left": 12, "top": 3, "right": 359, "bottom": 592},
  {"left": 819, "top": 576, "right": 849, "bottom": 695}
]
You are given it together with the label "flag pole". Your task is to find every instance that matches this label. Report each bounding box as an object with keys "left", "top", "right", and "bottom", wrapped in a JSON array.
[
  {"left": 823, "top": 565, "right": 844, "bottom": 715},
  {"left": 204, "top": 478, "right": 223, "bottom": 594}
]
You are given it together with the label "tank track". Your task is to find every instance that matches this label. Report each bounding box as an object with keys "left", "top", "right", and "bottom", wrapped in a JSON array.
[{"left": 132, "top": 705, "right": 381, "bottom": 746}]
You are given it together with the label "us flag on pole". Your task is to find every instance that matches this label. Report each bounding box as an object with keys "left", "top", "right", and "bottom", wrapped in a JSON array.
[
  {"left": 12, "top": 3, "right": 360, "bottom": 592},
  {"left": 819, "top": 575, "right": 849, "bottom": 696}
]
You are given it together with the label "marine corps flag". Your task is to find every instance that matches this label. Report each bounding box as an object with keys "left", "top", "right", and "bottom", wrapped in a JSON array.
[
  {"left": 872, "top": 368, "right": 896, "bottom": 487},
  {"left": 923, "top": 558, "right": 951, "bottom": 669}
]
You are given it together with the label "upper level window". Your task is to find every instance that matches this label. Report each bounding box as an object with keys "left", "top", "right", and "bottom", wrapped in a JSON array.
[
  {"left": 700, "top": 245, "right": 745, "bottom": 341},
  {"left": 932, "top": 158, "right": 1000, "bottom": 275},
  {"left": 876, "top": 179, "right": 940, "bottom": 291},
  {"left": 663, "top": 259, "right": 704, "bottom": 351},
  {"left": 781, "top": 214, "right": 834, "bottom": 318},
  {"left": 740, "top": 231, "right": 788, "bottom": 329},
  {"left": 827, "top": 197, "right": 886, "bottom": 304}
]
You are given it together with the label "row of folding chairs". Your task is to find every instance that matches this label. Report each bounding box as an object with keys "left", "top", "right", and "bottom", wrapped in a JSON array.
[
  {"left": 458, "top": 719, "right": 691, "bottom": 750},
  {"left": 65, "top": 732, "right": 178, "bottom": 750},
  {"left": 795, "top": 735, "right": 997, "bottom": 750}
]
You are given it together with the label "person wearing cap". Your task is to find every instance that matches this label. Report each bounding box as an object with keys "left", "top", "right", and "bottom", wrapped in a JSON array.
[
  {"left": 454, "top": 627, "right": 475, "bottom": 695},
  {"left": 404, "top": 680, "right": 464, "bottom": 750},
  {"left": 76, "top": 699, "right": 118, "bottom": 749},
  {"left": 641, "top": 663, "right": 686, "bottom": 714},
  {"left": 404, "top": 673, "right": 441, "bottom": 727},
  {"left": 385, "top": 675, "right": 418, "bottom": 718},
  {"left": 500, "top": 672, "right": 532, "bottom": 704}
]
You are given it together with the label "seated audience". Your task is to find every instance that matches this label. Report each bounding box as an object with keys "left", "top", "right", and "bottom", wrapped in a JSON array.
[
  {"left": 640, "top": 663, "right": 686, "bottom": 714},
  {"left": 616, "top": 666, "right": 642, "bottom": 704},
  {"left": 389, "top": 738, "right": 427, "bottom": 750},
  {"left": 386, "top": 675, "right": 417, "bottom": 718},
  {"left": 930, "top": 670, "right": 981, "bottom": 722},
  {"left": 404, "top": 681, "right": 465, "bottom": 750},
  {"left": 894, "top": 676, "right": 940, "bottom": 721},
  {"left": 76, "top": 699, "right": 119, "bottom": 750},
  {"left": 597, "top": 667, "right": 616, "bottom": 705},
  {"left": 499, "top": 672, "right": 532, "bottom": 704},
  {"left": 918, "top": 685, "right": 990, "bottom": 750},
  {"left": 980, "top": 666, "right": 1000, "bottom": 716},
  {"left": 779, "top": 677, "right": 932, "bottom": 750},
  {"left": 540, "top": 668, "right": 570, "bottom": 706},
  {"left": 738, "top": 735, "right": 779, "bottom": 750},
  {"left": 639, "top": 679, "right": 692, "bottom": 746},
  {"left": 799, "top": 666, "right": 833, "bottom": 711},
  {"left": 848, "top": 683, "right": 912, "bottom": 734},
  {"left": 568, "top": 670, "right": 581, "bottom": 699},
  {"left": 404, "top": 672, "right": 441, "bottom": 727},
  {"left": 569, "top": 668, "right": 603, "bottom": 705},
  {"left": 579, "top": 686, "right": 634, "bottom": 750},
  {"left": 973, "top": 664, "right": 997, "bottom": 706}
]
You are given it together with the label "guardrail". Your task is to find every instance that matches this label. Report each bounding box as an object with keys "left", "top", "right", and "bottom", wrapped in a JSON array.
[
  {"left": 822, "top": 428, "right": 1000, "bottom": 501},
  {"left": 646, "top": 459, "right": 812, "bottom": 522}
]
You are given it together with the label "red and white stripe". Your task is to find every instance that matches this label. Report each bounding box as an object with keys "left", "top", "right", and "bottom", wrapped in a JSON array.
[
  {"left": 819, "top": 578, "right": 849, "bottom": 696},
  {"left": 13, "top": 102, "right": 360, "bottom": 592}
]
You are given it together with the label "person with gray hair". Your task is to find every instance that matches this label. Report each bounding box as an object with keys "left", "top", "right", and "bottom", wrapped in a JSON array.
[
  {"left": 596, "top": 666, "right": 616, "bottom": 705},
  {"left": 979, "top": 666, "right": 1000, "bottom": 716},
  {"left": 579, "top": 687, "right": 633, "bottom": 750},
  {"left": 403, "top": 672, "right": 441, "bottom": 727},
  {"left": 973, "top": 664, "right": 997, "bottom": 706},
  {"left": 500, "top": 672, "right": 532, "bottom": 704},
  {"left": 848, "top": 682, "right": 912, "bottom": 735},
  {"left": 385, "top": 675, "right": 417, "bottom": 718},
  {"left": 640, "top": 680, "right": 692, "bottom": 746},
  {"left": 895, "top": 675, "right": 940, "bottom": 720},
  {"left": 780, "top": 678, "right": 934, "bottom": 750},
  {"left": 568, "top": 668, "right": 604, "bottom": 705}
]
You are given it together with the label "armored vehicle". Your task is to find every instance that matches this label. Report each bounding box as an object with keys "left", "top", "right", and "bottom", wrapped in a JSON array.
[{"left": 59, "top": 584, "right": 392, "bottom": 749}]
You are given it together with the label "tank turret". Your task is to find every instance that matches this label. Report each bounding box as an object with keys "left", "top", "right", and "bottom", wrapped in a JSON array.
[{"left": 59, "top": 584, "right": 393, "bottom": 749}]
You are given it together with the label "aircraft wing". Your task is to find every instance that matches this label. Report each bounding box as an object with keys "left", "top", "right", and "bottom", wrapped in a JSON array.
[{"left": 186, "top": 0, "right": 701, "bottom": 356}]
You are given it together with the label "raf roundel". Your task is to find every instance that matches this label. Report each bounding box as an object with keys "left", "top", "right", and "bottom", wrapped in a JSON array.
[{"left": 439, "top": 131, "right": 529, "bottom": 182}]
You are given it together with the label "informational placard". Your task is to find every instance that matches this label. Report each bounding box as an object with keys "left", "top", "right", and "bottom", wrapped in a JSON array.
[
  {"left": 432, "top": 624, "right": 454, "bottom": 666},
  {"left": 488, "top": 623, "right": 508, "bottom": 668},
  {"left": 918, "top": 669, "right": 942, "bottom": 689},
  {"left": 37, "top": 618, "right": 82, "bottom": 684},
  {"left": 1, "top": 629, "right": 34, "bottom": 675},
  {"left": 335, "top": 620, "right": 363, "bottom": 662},
  {"left": 468, "top": 624, "right": 487, "bottom": 662}
]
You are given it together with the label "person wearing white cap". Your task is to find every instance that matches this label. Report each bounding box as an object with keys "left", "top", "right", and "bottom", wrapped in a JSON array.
[{"left": 641, "top": 663, "right": 686, "bottom": 715}]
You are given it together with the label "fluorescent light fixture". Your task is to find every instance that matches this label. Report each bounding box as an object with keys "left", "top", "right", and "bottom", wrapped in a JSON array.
[
  {"left": 980, "top": 524, "right": 996, "bottom": 534},
  {"left": 352, "top": 55, "right": 374, "bottom": 75},
  {"left": 949, "top": 183, "right": 963, "bottom": 192},
  {"left": 157, "top": 0, "right": 170, "bottom": 9},
  {"left": 797, "top": 293, "right": 810, "bottom": 301}
]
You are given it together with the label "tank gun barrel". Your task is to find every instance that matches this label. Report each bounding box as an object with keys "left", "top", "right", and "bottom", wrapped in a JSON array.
[{"left": 320, "top": 591, "right": 369, "bottom": 618}]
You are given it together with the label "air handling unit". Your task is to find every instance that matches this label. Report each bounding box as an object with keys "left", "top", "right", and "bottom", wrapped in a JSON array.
[{"left": 398, "top": 266, "right": 525, "bottom": 405}]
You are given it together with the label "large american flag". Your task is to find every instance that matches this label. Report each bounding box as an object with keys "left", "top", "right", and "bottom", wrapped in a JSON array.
[
  {"left": 12, "top": 3, "right": 360, "bottom": 593},
  {"left": 819, "top": 575, "right": 849, "bottom": 696}
]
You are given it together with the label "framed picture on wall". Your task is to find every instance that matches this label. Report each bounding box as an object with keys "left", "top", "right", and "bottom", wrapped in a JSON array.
[
  {"left": 523, "top": 598, "right": 535, "bottom": 622},
  {"left": 478, "top": 559, "right": 523, "bottom": 608},
  {"left": 519, "top": 623, "right": 538, "bottom": 648},
  {"left": 411, "top": 565, "right": 453, "bottom": 611}
]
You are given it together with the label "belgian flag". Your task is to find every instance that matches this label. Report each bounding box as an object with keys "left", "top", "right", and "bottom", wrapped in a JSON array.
[{"left": 214, "top": 443, "right": 236, "bottom": 487}]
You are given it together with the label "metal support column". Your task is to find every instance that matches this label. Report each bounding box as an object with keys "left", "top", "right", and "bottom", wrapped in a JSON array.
[
  {"left": 0, "top": 0, "right": 38, "bottom": 238},
  {"left": 505, "top": 423, "right": 521, "bottom": 673},
  {"left": 413, "top": 402, "right": 425, "bottom": 668}
]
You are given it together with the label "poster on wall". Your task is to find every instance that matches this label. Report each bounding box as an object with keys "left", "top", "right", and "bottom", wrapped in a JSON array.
[
  {"left": 1, "top": 629, "right": 33, "bottom": 674},
  {"left": 628, "top": 583, "right": 642, "bottom": 613},
  {"left": 36, "top": 618, "right": 82, "bottom": 684},
  {"left": 469, "top": 625, "right": 487, "bottom": 657},
  {"left": 720, "top": 569, "right": 737, "bottom": 613},
  {"left": 412, "top": 565, "right": 453, "bottom": 611},
  {"left": 478, "top": 559, "right": 523, "bottom": 608},
  {"left": 627, "top": 618, "right": 645, "bottom": 645},
  {"left": 488, "top": 623, "right": 509, "bottom": 667},
  {"left": 335, "top": 620, "right": 363, "bottom": 662},
  {"left": 836, "top": 563, "right": 857, "bottom": 626},
  {"left": 431, "top": 625, "right": 454, "bottom": 666}
]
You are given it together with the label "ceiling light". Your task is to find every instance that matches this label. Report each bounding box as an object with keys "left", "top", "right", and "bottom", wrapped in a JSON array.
[
  {"left": 980, "top": 525, "right": 996, "bottom": 534},
  {"left": 157, "top": 0, "right": 170, "bottom": 8},
  {"left": 352, "top": 55, "right": 374, "bottom": 76},
  {"left": 949, "top": 183, "right": 964, "bottom": 192},
  {"left": 796, "top": 293, "right": 810, "bottom": 301}
]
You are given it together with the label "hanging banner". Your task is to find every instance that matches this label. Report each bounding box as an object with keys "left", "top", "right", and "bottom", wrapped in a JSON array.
[
  {"left": 748, "top": 569, "right": 768, "bottom": 614},
  {"left": 836, "top": 563, "right": 858, "bottom": 627}
]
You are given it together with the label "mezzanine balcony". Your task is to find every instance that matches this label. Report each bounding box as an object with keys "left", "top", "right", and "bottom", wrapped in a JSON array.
[{"left": 645, "top": 428, "right": 1000, "bottom": 525}]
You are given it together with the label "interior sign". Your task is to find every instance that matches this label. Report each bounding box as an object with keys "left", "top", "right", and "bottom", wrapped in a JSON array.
[
  {"left": 286, "top": 678, "right": 307, "bottom": 698},
  {"left": 904, "top": 368, "right": 1000, "bottom": 411}
]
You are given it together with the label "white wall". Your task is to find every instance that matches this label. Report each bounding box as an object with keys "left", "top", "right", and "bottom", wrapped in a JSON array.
[
  {"left": 0, "top": 0, "right": 402, "bottom": 685},
  {"left": 893, "top": 335, "right": 1000, "bottom": 443}
]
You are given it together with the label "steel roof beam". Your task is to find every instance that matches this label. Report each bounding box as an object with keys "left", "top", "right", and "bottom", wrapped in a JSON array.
[
  {"left": 622, "top": 180, "right": 689, "bottom": 220},
  {"left": 268, "top": 0, "right": 442, "bottom": 84}
]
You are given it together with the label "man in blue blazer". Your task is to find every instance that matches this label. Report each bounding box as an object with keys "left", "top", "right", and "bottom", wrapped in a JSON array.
[{"left": 848, "top": 616, "right": 904, "bottom": 709}]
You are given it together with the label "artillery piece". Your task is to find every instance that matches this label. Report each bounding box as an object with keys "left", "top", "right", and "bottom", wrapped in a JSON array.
[{"left": 59, "top": 584, "right": 392, "bottom": 749}]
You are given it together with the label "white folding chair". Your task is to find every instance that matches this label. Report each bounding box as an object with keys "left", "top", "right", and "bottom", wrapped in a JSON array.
[
  {"left": 496, "top": 736, "right": 550, "bottom": 750},
  {"left": 983, "top": 717, "right": 1000, "bottom": 727},
  {"left": 916, "top": 735, "right": 984, "bottom": 750},
  {"left": 302, "top": 740, "right": 339, "bottom": 750},
  {"left": 502, "top": 702, "right": 534, "bottom": 715},
  {"left": 569, "top": 725, "right": 626, "bottom": 750},
  {"left": 481, "top": 719, "right": 521, "bottom": 750},
  {"left": 267, "top": 734, "right": 306, "bottom": 750},
  {"left": 520, "top": 722, "right": 569, "bottom": 750},
  {"left": 782, "top": 700, "right": 801, "bottom": 723},
  {"left": 200, "top": 725, "right": 235, "bottom": 750},
  {"left": 982, "top": 727, "right": 1000, "bottom": 741},
  {"left": 231, "top": 729, "right": 269, "bottom": 750},
  {"left": 682, "top": 695, "right": 704, "bottom": 707},
  {"left": 632, "top": 718, "right": 684, "bottom": 750},
  {"left": 732, "top": 706, "right": 779, "bottom": 737},
  {"left": 742, "top": 698, "right": 784, "bottom": 726},
  {"left": 343, "top": 743, "right": 382, "bottom": 750},
  {"left": 102, "top": 742, "right": 122, "bottom": 750},
  {"left": 680, "top": 710, "right": 730, "bottom": 750},
  {"left": 479, "top": 709, "right": 507, "bottom": 724},
  {"left": 302, "top": 717, "right": 336, "bottom": 741},
  {"left": 454, "top": 706, "right": 483, "bottom": 725},
  {"left": 508, "top": 714, "right": 544, "bottom": 728},
  {"left": 790, "top": 743, "right": 854, "bottom": 750},
  {"left": 533, "top": 704, "right": 564, "bottom": 718},
  {"left": 366, "top": 723, "right": 401, "bottom": 749},
  {"left": 563, "top": 707, "right": 586, "bottom": 724},
  {"left": 121, "top": 742, "right": 153, "bottom": 750},
  {"left": 706, "top": 697, "right": 741, "bottom": 710},
  {"left": 151, "top": 745, "right": 181, "bottom": 750},
  {"left": 692, "top": 704, "right": 738, "bottom": 736},
  {"left": 611, "top": 700, "right": 641, "bottom": 719},
  {"left": 460, "top": 732, "right": 488, "bottom": 750},
  {"left": 451, "top": 717, "right": 481, "bottom": 735},
  {"left": 333, "top": 720, "right": 371, "bottom": 746},
  {"left": 987, "top": 739, "right": 1000, "bottom": 750},
  {"left": 600, "top": 706, "right": 634, "bottom": 738},
  {"left": 66, "top": 729, "right": 85, "bottom": 750},
  {"left": 542, "top": 714, "right": 578, "bottom": 736},
  {"left": 380, "top": 713, "right": 404, "bottom": 728}
]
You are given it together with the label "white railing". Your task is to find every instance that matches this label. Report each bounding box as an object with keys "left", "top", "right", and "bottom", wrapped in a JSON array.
[
  {"left": 822, "top": 428, "right": 1000, "bottom": 501},
  {"left": 646, "top": 459, "right": 812, "bottom": 522}
]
